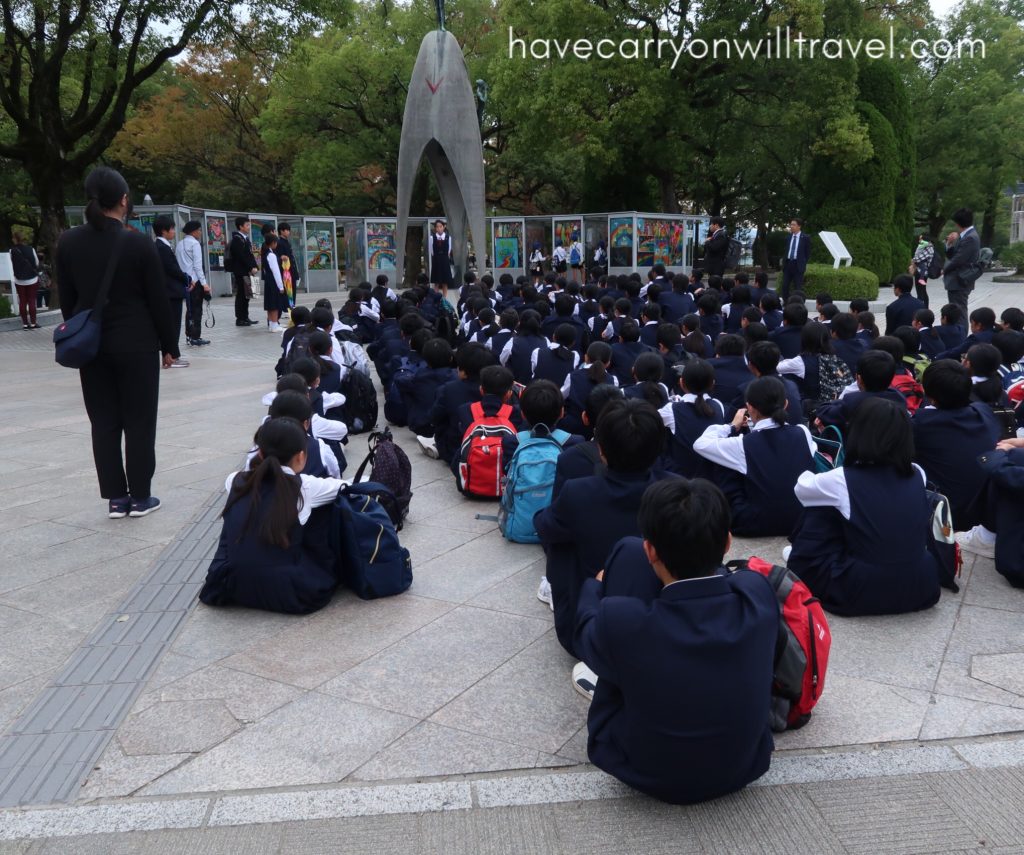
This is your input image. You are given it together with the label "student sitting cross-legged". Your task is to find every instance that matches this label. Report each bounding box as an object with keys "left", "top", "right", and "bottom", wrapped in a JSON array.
[
  {"left": 787, "top": 398, "right": 941, "bottom": 616},
  {"left": 574, "top": 478, "right": 779, "bottom": 805},
  {"left": 694, "top": 376, "right": 815, "bottom": 537},
  {"left": 535, "top": 398, "right": 672, "bottom": 660},
  {"left": 200, "top": 418, "right": 344, "bottom": 615}
]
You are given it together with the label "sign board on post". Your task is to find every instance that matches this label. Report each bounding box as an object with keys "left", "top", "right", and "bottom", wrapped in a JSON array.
[{"left": 818, "top": 231, "right": 853, "bottom": 269}]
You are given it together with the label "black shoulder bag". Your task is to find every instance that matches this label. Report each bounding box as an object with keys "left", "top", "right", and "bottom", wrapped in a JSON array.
[{"left": 53, "top": 231, "right": 126, "bottom": 369}]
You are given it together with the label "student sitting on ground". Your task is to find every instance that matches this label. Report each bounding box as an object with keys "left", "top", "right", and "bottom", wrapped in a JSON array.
[
  {"left": 609, "top": 321, "right": 653, "bottom": 386},
  {"left": 830, "top": 312, "right": 868, "bottom": 374},
  {"left": 912, "top": 359, "right": 1002, "bottom": 530},
  {"left": 660, "top": 359, "right": 726, "bottom": 477},
  {"left": 937, "top": 306, "right": 997, "bottom": 361},
  {"left": 914, "top": 309, "right": 946, "bottom": 359},
  {"left": 560, "top": 341, "right": 617, "bottom": 437},
  {"left": 706, "top": 333, "right": 750, "bottom": 415},
  {"left": 681, "top": 313, "right": 713, "bottom": 358},
  {"left": 768, "top": 301, "right": 807, "bottom": 359},
  {"left": 694, "top": 376, "right": 815, "bottom": 537},
  {"left": 532, "top": 323, "right": 580, "bottom": 386},
  {"left": 308, "top": 330, "right": 342, "bottom": 395},
  {"left": 200, "top": 418, "right": 344, "bottom": 615},
  {"left": 778, "top": 321, "right": 854, "bottom": 421},
  {"left": 453, "top": 365, "right": 524, "bottom": 475},
  {"left": 787, "top": 398, "right": 940, "bottom": 616},
  {"left": 263, "top": 390, "right": 342, "bottom": 479},
  {"left": 399, "top": 337, "right": 457, "bottom": 441},
  {"left": 500, "top": 310, "right": 548, "bottom": 386},
  {"left": 816, "top": 350, "right": 907, "bottom": 435},
  {"left": 734, "top": 341, "right": 804, "bottom": 426},
  {"left": 552, "top": 384, "right": 622, "bottom": 499},
  {"left": 430, "top": 342, "right": 496, "bottom": 465},
  {"left": 623, "top": 352, "right": 670, "bottom": 408},
  {"left": 535, "top": 398, "right": 670, "bottom": 659},
  {"left": 574, "top": 478, "right": 778, "bottom": 805}
]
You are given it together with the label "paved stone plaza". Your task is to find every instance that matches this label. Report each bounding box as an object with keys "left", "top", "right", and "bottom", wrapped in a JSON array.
[{"left": 1, "top": 278, "right": 1023, "bottom": 852}]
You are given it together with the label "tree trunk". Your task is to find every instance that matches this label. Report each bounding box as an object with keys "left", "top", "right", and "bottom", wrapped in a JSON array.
[
  {"left": 980, "top": 190, "right": 999, "bottom": 248},
  {"left": 658, "top": 172, "right": 680, "bottom": 214},
  {"left": 31, "top": 170, "right": 71, "bottom": 310}
]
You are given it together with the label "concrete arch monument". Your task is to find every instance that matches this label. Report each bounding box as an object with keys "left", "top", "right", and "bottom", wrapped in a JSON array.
[{"left": 395, "top": 15, "right": 485, "bottom": 287}]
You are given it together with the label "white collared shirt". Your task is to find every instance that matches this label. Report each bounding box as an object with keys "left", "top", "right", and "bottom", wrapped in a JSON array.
[
  {"left": 532, "top": 342, "right": 580, "bottom": 375},
  {"left": 693, "top": 419, "right": 815, "bottom": 475},
  {"left": 224, "top": 465, "right": 344, "bottom": 525},
  {"left": 795, "top": 463, "right": 926, "bottom": 520},
  {"left": 175, "top": 234, "right": 206, "bottom": 286},
  {"left": 658, "top": 394, "right": 724, "bottom": 433}
]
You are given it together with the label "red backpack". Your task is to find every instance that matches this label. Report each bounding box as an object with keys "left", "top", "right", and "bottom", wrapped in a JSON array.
[
  {"left": 457, "top": 403, "right": 517, "bottom": 498},
  {"left": 729, "top": 557, "right": 831, "bottom": 731},
  {"left": 891, "top": 371, "right": 924, "bottom": 414}
]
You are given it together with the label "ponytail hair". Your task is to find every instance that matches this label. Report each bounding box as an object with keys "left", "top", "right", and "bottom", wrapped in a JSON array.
[
  {"left": 586, "top": 341, "right": 611, "bottom": 384},
  {"left": 682, "top": 359, "right": 715, "bottom": 419},
  {"left": 84, "top": 166, "right": 130, "bottom": 230},
  {"left": 744, "top": 376, "right": 788, "bottom": 426},
  {"left": 224, "top": 418, "right": 306, "bottom": 548}
]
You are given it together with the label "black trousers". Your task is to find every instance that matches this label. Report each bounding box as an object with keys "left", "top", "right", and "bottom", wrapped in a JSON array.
[
  {"left": 170, "top": 298, "right": 184, "bottom": 350},
  {"left": 233, "top": 273, "right": 251, "bottom": 322},
  {"left": 186, "top": 287, "right": 205, "bottom": 340},
  {"left": 780, "top": 261, "right": 804, "bottom": 300},
  {"left": 79, "top": 351, "right": 160, "bottom": 499}
]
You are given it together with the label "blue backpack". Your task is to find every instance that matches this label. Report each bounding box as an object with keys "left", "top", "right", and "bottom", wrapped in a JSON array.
[
  {"left": 498, "top": 429, "right": 570, "bottom": 543},
  {"left": 384, "top": 358, "right": 419, "bottom": 427},
  {"left": 569, "top": 244, "right": 582, "bottom": 265},
  {"left": 333, "top": 484, "right": 412, "bottom": 599}
]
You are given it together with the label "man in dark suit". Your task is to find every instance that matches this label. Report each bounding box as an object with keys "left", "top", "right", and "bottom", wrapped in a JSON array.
[
  {"left": 574, "top": 478, "right": 778, "bottom": 804},
  {"left": 942, "top": 208, "right": 981, "bottom": 316},
  {"left": 153, "top": 215, "right": 190, "bottom": 367},
  {"left": 227, "top": 216, "right": 258, "bottom": 326},
  {"left": 700, "top": 217, "right": 729, "bottom": 276},
  {"left": 780, "top": 218, "right": 811, "bottom": 300},
  {"left": 885, "top": 274, "right": 926, "bottom": 336}
]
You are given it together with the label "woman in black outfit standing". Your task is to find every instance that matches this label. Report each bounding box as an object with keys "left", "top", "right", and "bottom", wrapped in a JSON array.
[{"left": 56, "top": 167, "right": 180, "bottom": 519}]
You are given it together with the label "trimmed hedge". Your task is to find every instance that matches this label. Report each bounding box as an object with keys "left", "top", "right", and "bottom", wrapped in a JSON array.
[
  {"left": 0, "top": 296, "right": 12, "bottom": 320},
  {"left": 800, "top": 263, "right": 879, "bottom": 301}
]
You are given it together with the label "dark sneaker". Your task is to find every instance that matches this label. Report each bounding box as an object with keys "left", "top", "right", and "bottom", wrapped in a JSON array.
[
  {"left": 108, "top": 496, "right": 131, "bottom": 519},
  {"left": 128, "top": 496, "right": 161, "bottom": 517}
]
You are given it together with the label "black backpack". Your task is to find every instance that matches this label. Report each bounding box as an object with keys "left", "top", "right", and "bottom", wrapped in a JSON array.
[
  {"left": 285, "top": 326, "right": 315, "bottom": 372},
  {"left": 340, "top": 368, "right": 378, "bottom": 435},
  {"left": 724, "top": 237, "right": 742, "bottom": 270},
  {"left": 927, "top": 249, "right": 943, "bottom": 280},
  {"left": 352, "top": 428, "right": 413, "bottom": 529}
]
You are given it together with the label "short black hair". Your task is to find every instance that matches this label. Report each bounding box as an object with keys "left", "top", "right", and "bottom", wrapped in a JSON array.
[
  {"left": 857, "top": 350, "right": 896, "bottom": 391},
  {"left": 922, "top": 359, "right": 971, "bottom": 409},
  {"left": 715, "top": 333, "right": 745, "bottom": 356},
  {"left": 970, "top": 307, "right": 996, "bottom": 329},
  {"left": 656, "top": 323, "right": 682, "bottom": 350},
  {"left": 638, "top": 479, "right": 731, "bottom": 579},
  {"left": 869, "top": 335, "right": 905, "bottom": 364},
  {"left": 479, "top": 365, "right": 514, "bottom": 397},
  {"left": 849, "top": 298, "right": 869, "bottom": 313},
  {"left": 1000, "top": 307, "right": 1024, "bottom": 331},
  {"left": 310, "top": 307, "right": 333, "bottom": 331},
  {"left": 819, "top": 303, "right": 840, "bottom": 322},
  {"left": 743, "top": 322, "right": 769, "bottom": 346},
  {"left": 619, "top": 320, "right": 641, "bottom": 343},
  {"left": 914, "top": 308, "right": 935, "bottom": 327},
  {"left": 457, "top": 342, "right": 496, "bottom": 379},
  {"left": 746, "top": 341, "right": 781, "bottom": 376},
  {"left": 585, "top": 383, "right": 624, "bottom": 426},
  {"left": 278, "top": 222, "right": 290, "bottom": 233},
  {"left": 153, "top": 214, "right": 175, "bottom": 236},
  {"left": 815, "top": 291, "right": 833, "bottom": 306},
  {"left": 892, "top": 326, "right": 920, "bottom": 358},
  {"left": 741, "top": 306, "right": 763, "bottom": 325},
  {"left": 893, "top": 274, "right": 914, "bottom": 294},
  {"left": 800, "top": 322, "right": 834, "bottom": 355},
  {"left": 846, "top": 397, "right": 914, "bottom": 477},
  {"left": 268, "top": 390, "right": 313, "bottom": 424},
  {"left": 632, "top": 351, "right": 665, "bottom": 382},
  {"left": 951, "top": 208, "right": 974, "bottom": 228},
  {"left": 276, "top": 373, "right": 308, "bottom": 395},
  {"left": 290, "top": 357, "right": 320, "bottom": 386},
  {"left": 710, "top": 215, "right": 726, "bottom": 228},
  {"left": 423, "top": 337, "right": 454, "bottom": 369},
  {"left": 520, "top": 379, "right": 563, "bottom": 428},
  {"left": 783, "top": 302, "right": 808, "bottom": 327},
  {"left": 594, "top": 398, "right": 665, "bottom": 472},
  {"left": 183, "top": 219, "right": 202, "bottom": 235},
  {"left": 235, "top": 216, "right": 250, "bottom": 229},
  {"left": 940, "top": 303, "right": 962, "bottom": 325},
  {"left": 993, "top": 329, "right": 1024, "bottom": 365},
  {"left": 831, "top": 312, "right": 857, "bottom": 340}
]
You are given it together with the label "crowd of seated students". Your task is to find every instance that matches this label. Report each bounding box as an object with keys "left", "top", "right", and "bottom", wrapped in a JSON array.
[{"left": 199, "top": 264, "right": 1024, "bottom": 806}]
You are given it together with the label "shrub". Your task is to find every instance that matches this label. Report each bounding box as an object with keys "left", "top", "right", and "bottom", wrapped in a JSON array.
[
  {"left": 1000, "top": 243, "right": 1024, "bottom": 274},
  {"left": 801, "top": 263, "right": 879, "bottom": 300},
  {"left": 0, "top": 295, "right": 12, "bottom": 319}
]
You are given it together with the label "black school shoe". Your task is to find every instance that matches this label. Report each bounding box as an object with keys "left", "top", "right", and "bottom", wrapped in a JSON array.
[{"left": 128, "top": 496, "right": 161, "bottom": 517}]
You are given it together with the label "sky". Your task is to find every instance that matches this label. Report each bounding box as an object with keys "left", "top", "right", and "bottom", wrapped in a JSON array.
[{"left": 930, "top": 0, "right": 959, "bottom": 18}]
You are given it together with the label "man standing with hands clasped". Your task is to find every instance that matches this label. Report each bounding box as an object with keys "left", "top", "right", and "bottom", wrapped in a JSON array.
[
  {"left": 176, "top": 220, "right": 211, "bottom": 347},
  {"left": 780, "top": 218, "right": 811, "bottom": 301},
  {"left": 942, "top": 208, "right": 982, "bottom": 317},
  {"left": 227, "top": 216, "right": 258, "bottom": 326}
]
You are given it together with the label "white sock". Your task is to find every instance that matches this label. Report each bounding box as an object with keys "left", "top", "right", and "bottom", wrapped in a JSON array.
[{"left": 974, "top": 525, "right": 997, "bottom": 545}]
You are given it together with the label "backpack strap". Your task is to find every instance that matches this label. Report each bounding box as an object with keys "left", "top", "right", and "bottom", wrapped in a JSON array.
[
  {"left": 496, "top": 403, "right": 514, "bottom": 421},
  {"left": 469, "top": 402, "right": 485, "bottom": 422}
]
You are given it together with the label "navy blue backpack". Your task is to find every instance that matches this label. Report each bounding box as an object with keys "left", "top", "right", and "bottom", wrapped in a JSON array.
[{"left": 333, "top": 483, "right": 412, "bottom": 600}]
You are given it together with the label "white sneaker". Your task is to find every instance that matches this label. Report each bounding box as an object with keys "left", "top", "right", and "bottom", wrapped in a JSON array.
[
  {"left": 268, "top": 322, "right": 281, "bottom": 332},
  {"left": 537, "top": 576, "right": 553, "bottom": 611},
  {"left": 782, "top": 545, "right": 792, "bottom": 563},
  {"left": 170, "top": 358, "right": 190, "bottom": 368},
  {"left": 572, "top": 662, "right": 598, "bottom": 699},
  {"left": 957, "top": 527, "right": 996, "bottom": 559},
  {"left": 415, "top": 434, "right": 439, "bottom": 459}
]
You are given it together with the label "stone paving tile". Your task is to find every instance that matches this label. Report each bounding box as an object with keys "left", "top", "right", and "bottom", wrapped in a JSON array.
[
  {"left": 430, "top": 631, "right": 586, "bottom": 755},
  {"left": 140, "top": 693, "right": 418, "bottom": 795},
  {"left": 321, "top": 606, "right": 551, "bottom": 719},
  {"left": 78, "top": 741, "right": 191, "bottom": 801},
  {"left": 222, "top": 594, "right": 454, "bottom": 689},
  {"left": 117, "top": 700, "right": 240, "bottom": 757},
  {"left": 350, "top": 722, "right": 541, "bottom": 782},
  {"left": 468, "top": 559, "right": 553, "bottom": 619}
]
